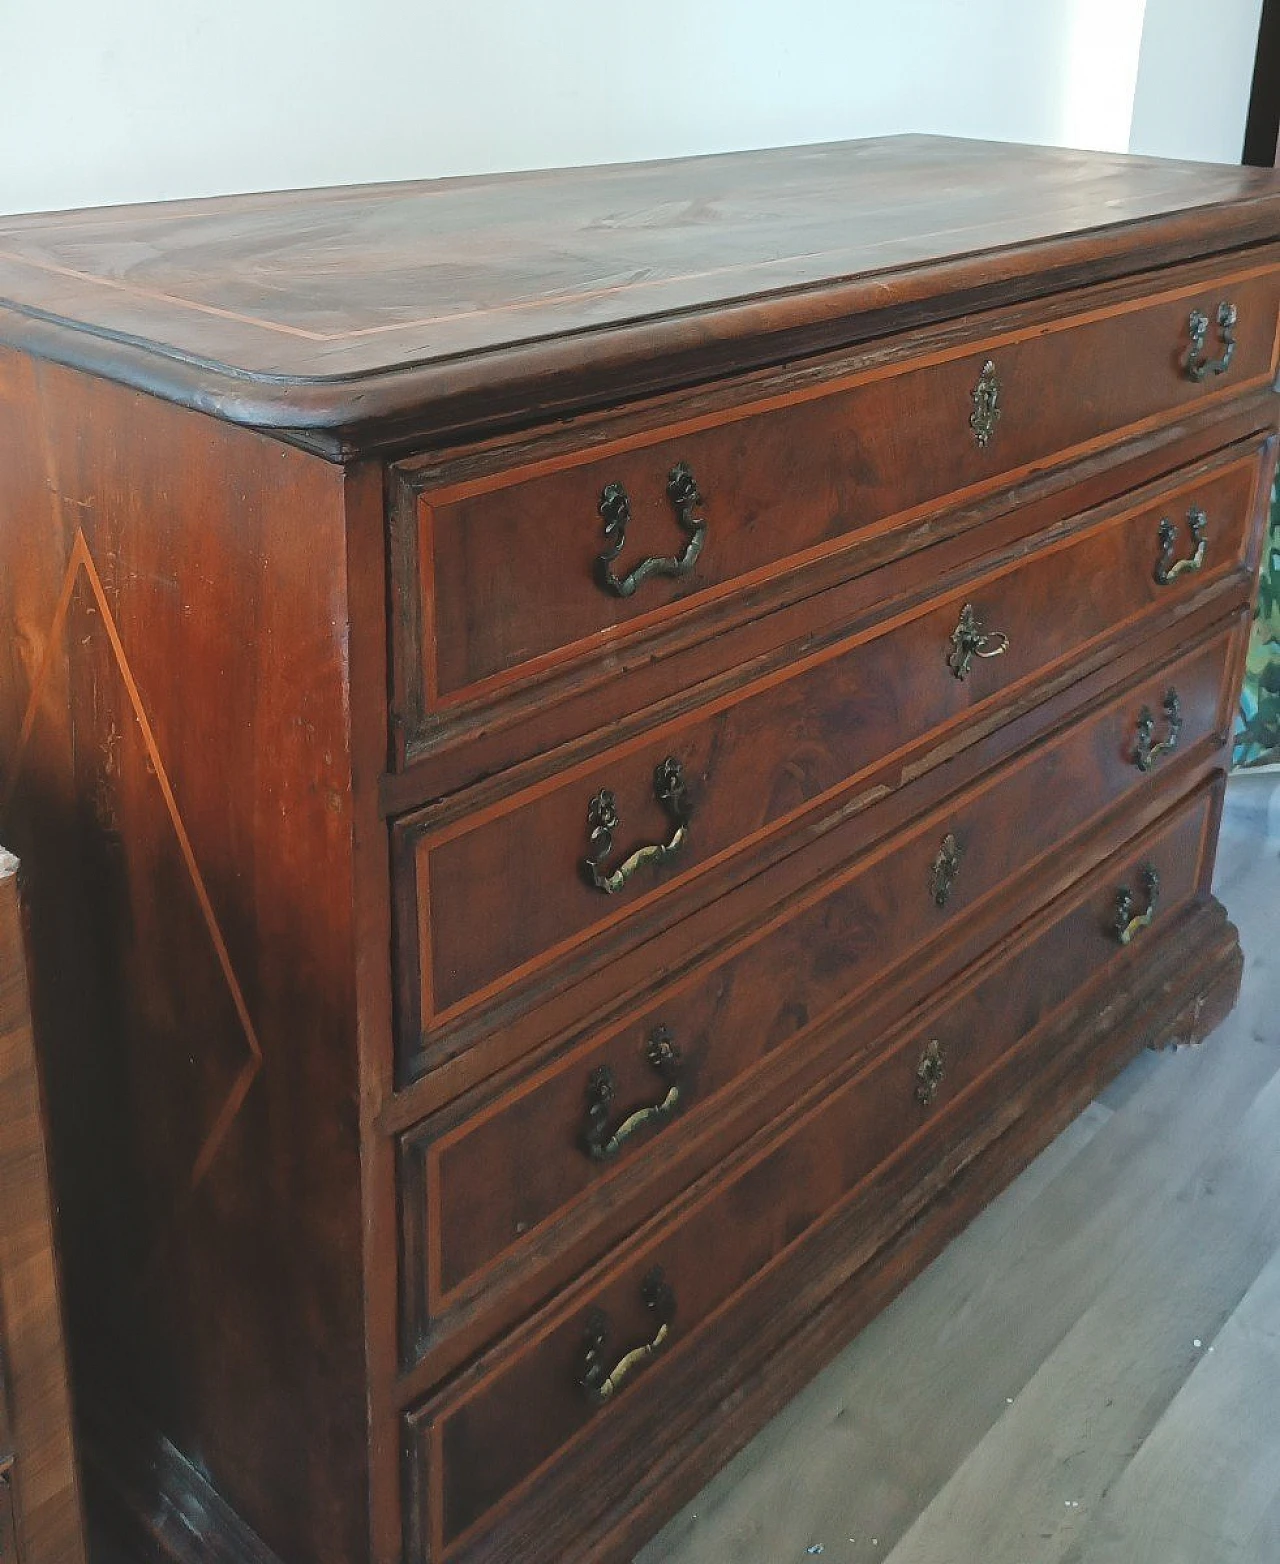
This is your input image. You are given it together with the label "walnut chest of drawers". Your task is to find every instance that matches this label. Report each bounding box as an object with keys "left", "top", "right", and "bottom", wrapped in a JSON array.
[{"left": 0, "top": 136, "right": 1277, "bottom": 1564}]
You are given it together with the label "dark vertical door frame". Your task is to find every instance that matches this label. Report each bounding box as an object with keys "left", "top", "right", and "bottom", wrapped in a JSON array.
[{"left": 1244, "top": 0, "right": 1280, "bottom": 166}]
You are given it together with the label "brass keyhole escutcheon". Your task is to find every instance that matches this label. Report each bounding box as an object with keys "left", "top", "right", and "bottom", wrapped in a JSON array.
[
  {"left": 970, "top": 359, "right": 1001, "bottom": 447},
  {"left": 916, "top": 1039, "right": 945, "bottom": 1107},
  {"left": 931, "top": 832, "right": 963, "bottom": 908},
  {"left": 947, "top": 603, "right": 1010, "bottom": 681}
]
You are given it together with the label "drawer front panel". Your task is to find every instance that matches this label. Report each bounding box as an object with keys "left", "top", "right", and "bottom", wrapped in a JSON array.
[
  {"left": 406, "top": 625, "right": 1238, "bottom": 1330},
  {"left": 402, "top": 262, "right": 1280, "bottom": 710},
  {"left": 410, "top": 783, "right": 1217, "bottom": 1556},
  {"left": 404, "top": 450, "right": 1260, "bottom": 1030}
]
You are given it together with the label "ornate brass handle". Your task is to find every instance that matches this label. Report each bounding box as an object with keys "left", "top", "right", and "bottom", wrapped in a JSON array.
[
  {"left": 596, "top": 462, "right": 706, "bottom": 598},
  {"left": 1184, "top": 302, "right": 1237, "bottom": 383},
  {"left": 578, "top": 1267, "right": 676, "bottom": 1406},
  {"left": 582, "top": 1026, "right": 683, "bottom": 1161},
  {"left": 930, "top": 832, "right": 963, "bottom": 908},
  {"left": 915, "top": 1039, "right": 945, "bottom": 1106},
  {"left": 1134, "top": 689, "right": 1183, "bottom": 772},
  {"left": 1113, "top": 865, "right": 1160, "bottom": 945},
  {"left": 1154, "top": 505, "right": 1207, "bottom": 586},
  {"left": 582, "top": 757, "right": 691, "bottom": 894},
  {"left": 947, "top": 603, "right": 1010, "bottom": 680}
]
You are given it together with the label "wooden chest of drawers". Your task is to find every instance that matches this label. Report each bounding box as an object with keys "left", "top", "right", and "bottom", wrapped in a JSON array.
[{"left": 0, "top": 136, "right": 1277, "bottom": 1564}]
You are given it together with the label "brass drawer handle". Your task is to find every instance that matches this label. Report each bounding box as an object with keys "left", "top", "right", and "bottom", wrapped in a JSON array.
[
  {"left": 583, "top": 757, "right": 691, "bottom": 895},
  {"left": 915, "top": 1039, "right": 945, "bottom": 1106},
  {"left": 970, "top": 359, "right": 1001, "bottom": 447},
  {"left": 930, "top": 832, "right": 963, "bottom": 908},
  {"left": 1154, "top": 505, "right": 1207, "bottom": 586},
  {"left": 1134, "top": 689, "right": 1183, "bottom": 772},
  {"left": 1184, "top": 302, "right": 1237, "bottom": 383},
  {"left": 596, "top": 462, "right": 706, "bottom": 598},
  {"left": 947, "top": 602, "right": 1010, "bottom": 680},
  {"left": 579, "top": 1267, "right": 676, "bottom": 1406},
  {"left": 582, "top": 1026, "right": 683, "bottom": 1161},
  {"left": 1113, "top": 865, "right": 1160, "bottom": 945}
]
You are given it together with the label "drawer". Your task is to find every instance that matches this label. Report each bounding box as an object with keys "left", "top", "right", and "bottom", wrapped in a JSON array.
[
  {"left": 400, "top": 624, "right": 1239, "bottom": 1348},
  {"left": 392, "top": 259, "right": 1280, "bottom": 728},
  {"left": 397, "top": 447, "right": 1262, "bottom": 1041},
  {"left": 405, "top": 780, "right": 1218, "bottom": 1560}
]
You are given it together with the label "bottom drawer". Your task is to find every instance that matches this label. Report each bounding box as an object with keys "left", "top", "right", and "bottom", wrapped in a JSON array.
[{"left": 406, "top": 777, "right": 1218, "bottom": 1561}]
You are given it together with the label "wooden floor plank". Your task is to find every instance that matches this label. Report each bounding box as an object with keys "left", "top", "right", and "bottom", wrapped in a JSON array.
[
  {"left": 1062, "top": 1243, "right": 1280, "bottom": 1563},
  {"left": 879, "top": 1059, "right": 1280, "bottom": 1564},
  {"left": 1243, "top": 1483, "right": 1280, "bottom": 1561}
]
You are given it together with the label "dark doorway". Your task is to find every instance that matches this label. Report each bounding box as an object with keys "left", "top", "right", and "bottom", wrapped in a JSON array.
[{"left": 1244, "top": 0, "right": 1280, "bottom": 165}]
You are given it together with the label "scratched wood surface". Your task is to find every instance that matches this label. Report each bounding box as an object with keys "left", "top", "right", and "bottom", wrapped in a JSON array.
[
  {"left": 637, "top": 770, "right": 1280, "bottom": 1564},
  {"left": 4, "top": 138, "right": 1279, "bottom": 381}
]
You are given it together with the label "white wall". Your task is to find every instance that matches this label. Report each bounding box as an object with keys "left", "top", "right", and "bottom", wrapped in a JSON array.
[
  {"left": 0, "top": 0, "right": 1151, "bottom": 217},
  {"left": 1129, "top": 0, "right": 1263, "bottom": 163}
]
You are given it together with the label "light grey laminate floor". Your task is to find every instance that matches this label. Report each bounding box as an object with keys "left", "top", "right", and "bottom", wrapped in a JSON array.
[{"left": 639, "top": 772, "right": 1280, "bottom": 1564}]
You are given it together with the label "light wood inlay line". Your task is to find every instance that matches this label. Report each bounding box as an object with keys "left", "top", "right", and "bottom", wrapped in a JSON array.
[
  {"left": 0, "top": 529, "right": 262, "bottom": 1192},
  {"left": 0, "top": 251, "right": 329, "bottom": 340},
  {"left": 5, "top": 234, "right": 1279, "bottom": 351}
]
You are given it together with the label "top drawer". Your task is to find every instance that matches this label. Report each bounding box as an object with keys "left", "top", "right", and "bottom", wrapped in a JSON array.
[{"left": 391, "top": 259, "right": 1280, "bottom": 746}]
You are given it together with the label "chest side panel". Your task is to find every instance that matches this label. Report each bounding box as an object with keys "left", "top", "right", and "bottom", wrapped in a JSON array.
[{"left": 0, "top": 353, "right": 373, "bottom": 1564}]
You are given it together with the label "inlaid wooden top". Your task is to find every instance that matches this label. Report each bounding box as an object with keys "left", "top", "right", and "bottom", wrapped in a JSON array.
[{"left": 2, "top": 135, "right": 1279, "bottom": 437}]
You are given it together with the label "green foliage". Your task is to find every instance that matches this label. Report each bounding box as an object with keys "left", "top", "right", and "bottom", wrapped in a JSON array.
[{"left": 1235, "top": 479, "right": 1280, "bottom": 769}]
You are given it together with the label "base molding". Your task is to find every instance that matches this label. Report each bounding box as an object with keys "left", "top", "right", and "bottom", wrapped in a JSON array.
[{"left": 82, "top": 1397, "right": 285, "bottom": 1564}]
